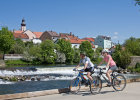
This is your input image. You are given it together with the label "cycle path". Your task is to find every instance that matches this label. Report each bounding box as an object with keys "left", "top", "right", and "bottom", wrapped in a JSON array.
[{"left": 15, "top": 82, "right": 140, "bottom": 100}]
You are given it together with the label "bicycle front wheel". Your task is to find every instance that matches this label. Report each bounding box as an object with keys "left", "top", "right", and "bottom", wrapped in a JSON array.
[
  {"left": 90, "top": 76, "right": 102, "bottom": 94},
  {"left": 70, "top": 78, "right": 81, "bottom": 93},
  {"left": 112, "top": 74, "right": 126, "bottom": 91}
]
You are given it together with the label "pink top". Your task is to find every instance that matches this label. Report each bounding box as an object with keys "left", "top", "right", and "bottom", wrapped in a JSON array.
[{"left": 103, "top": 55, "right": 116, "bottom": 67}]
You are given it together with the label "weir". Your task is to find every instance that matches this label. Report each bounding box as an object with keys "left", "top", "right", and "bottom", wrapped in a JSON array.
[{"left": 0, "top": 65, "right": 140, "bottom": 95}]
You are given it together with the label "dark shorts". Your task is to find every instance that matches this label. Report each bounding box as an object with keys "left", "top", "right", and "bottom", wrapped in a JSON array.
[
  {"left": 108, "top": 65, "right": 118, "bottom": 71},
  {"left": 84, "top": 67, "right": 93, "bottom": 72}
]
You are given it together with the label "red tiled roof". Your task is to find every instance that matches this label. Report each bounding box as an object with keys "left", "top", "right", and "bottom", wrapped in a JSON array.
[
  {"left": 33, "top": 32, "right": 43, "bottom": 38},
  {"left": 83, "top": 38, "right": 95, "bottom": 42},
  {"left": 14, "top": 30, "right": 23, "bottom": 34},
  {"left": 13, "top": 33, "right": 29, "bottom": 39},
  {"left": 60, "top": 33, "right": 78, "bottom": 40},
  {"left": 69, "top": 39, "right": 87, "bottom": 44}
]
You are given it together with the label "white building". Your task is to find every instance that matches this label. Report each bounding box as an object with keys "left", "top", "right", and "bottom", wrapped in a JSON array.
[
  {"left": 13, "top": 19, "right": 43, "bottom": 44},
  {"left": 95, "top": 35, "right": 113, "bottom": 49}
]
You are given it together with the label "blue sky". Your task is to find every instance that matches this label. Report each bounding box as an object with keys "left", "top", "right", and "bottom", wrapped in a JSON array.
[{"left": 0, "top": 0, "right": 140, "bottom": 44}]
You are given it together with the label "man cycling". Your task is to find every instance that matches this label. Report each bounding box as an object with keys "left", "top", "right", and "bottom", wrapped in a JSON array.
[{"left": 75, "top": 52, "right": 94, "bottom": 82}]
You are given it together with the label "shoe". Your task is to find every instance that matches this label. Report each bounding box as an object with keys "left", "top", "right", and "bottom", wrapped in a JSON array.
[
  {"left": 85, "top": 80, "right": 89, "bottom": 86},
  {"left": 107, "top": 83, "right": 112, "bottom": 87}
]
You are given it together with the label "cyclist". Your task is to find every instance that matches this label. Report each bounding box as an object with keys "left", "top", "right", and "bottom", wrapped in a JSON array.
[
  {"left": 75, "top": 52, "right": 94, "bottom": 83},
  {"left": 98, "top": 49, "right": 118, "bottom": 86}
]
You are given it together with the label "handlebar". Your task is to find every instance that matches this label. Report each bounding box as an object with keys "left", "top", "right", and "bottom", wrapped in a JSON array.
[{"left": 73, "top": 68, "right": 85, "bottom": 72}]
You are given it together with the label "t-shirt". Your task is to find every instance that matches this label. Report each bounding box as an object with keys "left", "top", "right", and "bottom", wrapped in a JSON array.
[
  {"left": 103, "top": 55, "right": 116, "bottom": 67},
  {"left": 79, "top": 56, "right": 94, "bottom": 68}
]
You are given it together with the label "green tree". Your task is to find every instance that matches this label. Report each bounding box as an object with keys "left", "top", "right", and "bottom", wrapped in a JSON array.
[
  {"left": 73, "top": 47, "right": 80, "bottom": 63},
  {"left": 9, "top": 38, "right": 25, "bottom": 54},
  {"left": 124, "top": 37, "right": 140, "bottom": 56},
  {"left": 79, "top": 41, "right": 94, "bottom": 59},
  {"left": 40, "top": 40, "right": 56, "bottom": 64},
  {"left": 93, "top": 47, "right": 103, "bottom": 64},
  {"left": 0, "top": 27, "right": 15, "bottom": 56},
  {"left": 112, "top": 45, "right": 131, "bottom": 69},
  {"left": 24, "top": 41, "right": 34, "bottom": 48},
  {"left": 135, "top": 0, "right": 140, "bottom": 6},
  {"left": 28, "top": 45, "right": 43, "bottom": 64},
  {"left": 57, "top": 39, "right": 74, "bottom": 63}
]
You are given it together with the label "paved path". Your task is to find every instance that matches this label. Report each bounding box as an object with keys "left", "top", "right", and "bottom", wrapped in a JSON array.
[{"left": 15, "top": 82, "right": 140, "bottom": 100}]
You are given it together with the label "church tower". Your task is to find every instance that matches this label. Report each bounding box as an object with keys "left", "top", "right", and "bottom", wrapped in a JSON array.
[{"left": 21, "top": 18, "right": 26, "bottom": 31}]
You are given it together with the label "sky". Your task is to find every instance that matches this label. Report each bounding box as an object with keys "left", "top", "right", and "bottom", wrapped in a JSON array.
[{"left": 0, "top": 0, "right": 140, "bottom": 44}]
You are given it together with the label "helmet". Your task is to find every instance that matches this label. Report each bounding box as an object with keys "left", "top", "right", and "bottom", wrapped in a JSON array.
[{"left": 102, "top": 49, "right": 109, "bottom": 53}]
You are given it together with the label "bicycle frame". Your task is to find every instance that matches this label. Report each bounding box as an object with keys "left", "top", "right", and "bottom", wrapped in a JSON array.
[
  {"left": 97, "top": 68, "right": 116, "bottom": 84},
  {"left": 76, "top": 70, "right": 87, "bottom": 81}
]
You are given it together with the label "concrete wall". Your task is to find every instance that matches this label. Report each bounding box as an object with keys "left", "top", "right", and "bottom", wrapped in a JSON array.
[
  {"left": 129, "top": 56, "right": 140, "bottom": 67},
  {"left": 4, "top": 54, "right": 23, "bottom": 60}
]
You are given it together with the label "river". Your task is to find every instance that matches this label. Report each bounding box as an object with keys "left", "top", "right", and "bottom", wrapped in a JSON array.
[{"left": 0, "top": 65, "right": 140, "bottom": 95}]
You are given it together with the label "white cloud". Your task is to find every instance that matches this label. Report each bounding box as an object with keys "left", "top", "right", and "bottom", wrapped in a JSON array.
[
  {"left": 114, "top": 32, "right": 118, "bottom": 35},
  {"left": 112, "top": 36, "right": 118, "bottom": 39}
]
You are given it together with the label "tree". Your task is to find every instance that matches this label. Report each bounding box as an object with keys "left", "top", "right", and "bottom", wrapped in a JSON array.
[
  {"left": 135, "top": 0, "right": 140, "bottom": 6},
  {"left": 0, "top": 27, "right": 15, "bottom": 57},
  {"left": 124, "top": 37, "right": 140, "bottom": 56},
  {"left": 112, "top": 45, "right": 131, "bottom": 69},
  {"left": 73, "top": 47, "right": 80, "bottom": 63},
  {"left": 40, "top": 40, "right": 56, "bottom": 64},
  {"left": 93, "top": 47, "right": 103, "bottom": 64},
  {"left": 57, "top": 39, "right": 74, "bottom": 63},
  {"left": 9, "top": 38, "right": 25, "bottom": 54},
  {"left": 79, "top": 41, "right": 94, "bottom": 59}
]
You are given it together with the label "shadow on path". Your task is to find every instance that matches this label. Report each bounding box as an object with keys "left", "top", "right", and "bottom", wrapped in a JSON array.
[{"left": 62, "top": 90, "right": 116, "bottom": 97}]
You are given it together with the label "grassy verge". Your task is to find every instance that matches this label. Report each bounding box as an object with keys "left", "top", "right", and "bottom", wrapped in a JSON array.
[{"left": 5, "top": 60, "right": 33, "bottom": 67}]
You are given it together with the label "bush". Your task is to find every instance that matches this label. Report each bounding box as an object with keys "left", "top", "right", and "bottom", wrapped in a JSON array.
[
  {"left": 135, "top": 62, "right": 140, "bottom": 69},
  {"left": 112, "top": 45, "right": 131, "bottom": 69},
  {"left": 127, "top": 63, "right": 140, "bottom": 73},
  {"left": 135, "top": 68, "right": 140, "bottom": 73},
  {"left": 92, "top": 57, "right": 103, "bottom": 65}
]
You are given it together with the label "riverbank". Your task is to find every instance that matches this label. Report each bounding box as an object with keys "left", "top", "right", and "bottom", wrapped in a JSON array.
[
  {"left": 4, "top": 60, "right": 78, "bottom": 68},
  {"left": 0, "top": 78, "right": 140, "bottom": 100}
]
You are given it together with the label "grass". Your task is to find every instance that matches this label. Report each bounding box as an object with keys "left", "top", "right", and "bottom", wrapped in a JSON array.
[{"left": 5, "top": 60, "right": 33, "bottom": 67}]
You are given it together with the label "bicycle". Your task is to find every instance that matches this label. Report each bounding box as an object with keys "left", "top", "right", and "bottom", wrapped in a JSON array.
[
  {"left": 90, "top": 67, "right": 126, "bottom": 94},
  {"left": 69, "top": 69, "right": 92, "bottom": 94}
]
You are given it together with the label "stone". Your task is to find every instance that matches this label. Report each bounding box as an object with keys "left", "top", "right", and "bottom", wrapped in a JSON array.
[{"left": 0, "top": 60, "right": 5, "bottom": 68}]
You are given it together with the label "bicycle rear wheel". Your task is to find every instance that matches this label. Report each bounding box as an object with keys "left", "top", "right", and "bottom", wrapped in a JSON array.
[
  {"left": 90, "top": 76, "right": 102, "bottom": 94},
  {"left": 70, "top": 78, "right": 81, "bottom": 93},
  {"left": 112, "top": 74, "right": 126, "bottom": 91}
]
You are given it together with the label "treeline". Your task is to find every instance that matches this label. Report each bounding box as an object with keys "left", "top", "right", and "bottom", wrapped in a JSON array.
[
  {"left": 0, "top": 27, "right": 101, "bottom": 65},
  {"left": 0, "top": 27, "right": 140, "bottom": 71},
  {"left": 112, "top": 37, "right": 140, "bottom": 72}
]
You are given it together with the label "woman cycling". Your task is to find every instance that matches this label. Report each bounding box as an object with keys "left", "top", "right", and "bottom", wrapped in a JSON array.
[{"left": 98, "top": 49, "right": 118, "bottom": 86}]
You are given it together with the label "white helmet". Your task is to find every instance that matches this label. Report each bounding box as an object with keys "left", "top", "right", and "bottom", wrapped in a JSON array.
[{"left": 102, "top": 49, "right": 109, "bottom": 53}]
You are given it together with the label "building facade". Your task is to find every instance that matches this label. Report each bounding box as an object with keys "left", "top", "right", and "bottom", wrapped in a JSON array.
[
  {"left": 40, "top": 31, "right": 59, "bottom": 42},
  {"left": 13, "top": 19, "right": 43, "bottom": 44},
  {"left": 95, "top": 35, "right": 112, "bottom": 49}
]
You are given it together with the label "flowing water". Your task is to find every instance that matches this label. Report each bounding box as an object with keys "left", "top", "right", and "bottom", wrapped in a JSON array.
[{"left": 0, "top": 65, "right": 140, "bottom": 95}]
